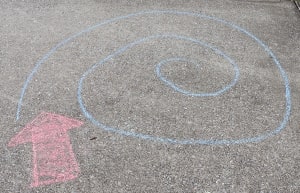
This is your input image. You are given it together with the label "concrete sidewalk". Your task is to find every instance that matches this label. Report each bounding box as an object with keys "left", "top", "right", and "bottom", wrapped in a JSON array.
[{"left": 0, "top": 0, "right": 299, "bottom": 192}]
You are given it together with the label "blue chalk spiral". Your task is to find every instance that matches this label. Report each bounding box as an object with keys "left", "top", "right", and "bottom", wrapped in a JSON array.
[{"left": 17, "top": 10, "right": 291, "bottom": 145}]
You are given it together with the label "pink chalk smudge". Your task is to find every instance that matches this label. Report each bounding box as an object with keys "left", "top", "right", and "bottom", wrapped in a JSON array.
[{"left": 8, "top": 112, "right": 83, "bottom": 188}]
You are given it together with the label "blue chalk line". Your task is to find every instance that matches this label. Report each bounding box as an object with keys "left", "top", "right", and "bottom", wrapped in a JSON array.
[
  {"left": 16, "top": 10, "right": 291, "bottom": 145},
  {"left": 155, "top": 56, "right": 239, "bottom": 97}
]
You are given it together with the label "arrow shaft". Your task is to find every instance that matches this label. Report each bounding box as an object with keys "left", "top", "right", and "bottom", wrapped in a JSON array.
[{"left": 31, "top": 127, "right": 79, "bottom": 187}]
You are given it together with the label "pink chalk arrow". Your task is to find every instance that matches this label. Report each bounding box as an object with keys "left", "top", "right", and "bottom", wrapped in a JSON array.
[{"left": 8, "top": 112, "right": 83, "bottom": 188}]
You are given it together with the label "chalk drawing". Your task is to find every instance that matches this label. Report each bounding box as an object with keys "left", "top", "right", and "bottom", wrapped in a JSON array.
[
  {"left": 8, "top": 112, "right": 83, "bottom": 187},
  {"left": 155, "top": 57, "right": 239, "bottom": 97},
  {"left": 16, "top": 10, "right": 291, "bottom": 145},
  {"left": 77, "top": 34, "right": 239, "bottom": 98}
]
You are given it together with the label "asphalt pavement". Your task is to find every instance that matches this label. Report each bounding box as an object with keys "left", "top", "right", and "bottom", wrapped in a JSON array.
[{"left": 0, "top": 0, "right": 299, "bottom": 192}]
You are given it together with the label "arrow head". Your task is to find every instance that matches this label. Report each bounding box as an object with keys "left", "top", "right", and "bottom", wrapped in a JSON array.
[
  {"left": 8, "top": 125, "right": 32, "bottom": 147},
  {"left": 32, "top": 112, "right": 83, "bottom": 131},
  {"left": 8, "top": 112, "right": 83, "bottom": 147}
]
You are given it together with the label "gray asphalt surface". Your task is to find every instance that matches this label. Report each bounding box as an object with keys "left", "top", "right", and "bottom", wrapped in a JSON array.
[{"left": 1, "top": 0, "right": 299, "bottom": 192}]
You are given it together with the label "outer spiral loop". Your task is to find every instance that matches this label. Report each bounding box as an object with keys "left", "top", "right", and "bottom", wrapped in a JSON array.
[{"left": 17, "top": 10, "right": 291, "bottom": 145}]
